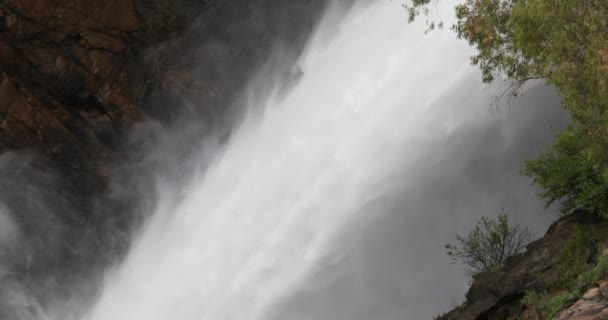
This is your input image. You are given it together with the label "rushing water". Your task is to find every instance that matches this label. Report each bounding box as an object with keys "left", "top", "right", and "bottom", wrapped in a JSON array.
[{"left": 86, "top": 1, "right": 567, "bottom": 319}]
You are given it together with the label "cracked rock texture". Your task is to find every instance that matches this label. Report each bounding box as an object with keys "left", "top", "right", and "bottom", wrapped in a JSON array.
[
  {"left": 0, "top": 1, "right": 329, "bottom": 317},
  {"left": 0, "top": 0, "right": 325, "bottom": 192},
  {"left": 0, "top": 0, "right": 211, "bottom": 192}
]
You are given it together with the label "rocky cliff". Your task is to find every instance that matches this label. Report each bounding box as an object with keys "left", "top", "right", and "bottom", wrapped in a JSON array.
[
  {"left": 0, "top": 1, "right": 329, "bottom": 317},
  {"left": 437, "top": 211, "right": 608, "bottom": 320},
  {"left": 1, "top": 0, "right": 145, "bottom": 191},
  {"left": 0, "top": 0, "right": 326, "bottom": 192}
]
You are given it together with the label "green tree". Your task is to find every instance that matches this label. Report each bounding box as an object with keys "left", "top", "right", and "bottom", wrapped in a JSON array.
[
  {"left": 405, "top": 0, "right": 608, "bottom": 93},
  {"left": 523, "top": 125, "right": 608, "bottom": 217},
  {"left": 405, "top": 0, "right": 608, "bottom": 218},
  {"left": 446, "top": 213, "right": 533, "bottom": 275}
]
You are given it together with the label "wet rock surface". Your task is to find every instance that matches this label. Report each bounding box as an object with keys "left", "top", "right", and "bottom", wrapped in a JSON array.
[
  {"left": 0, "top": 0, "right": 329, "bottom": 191},
  {"left": 0, "top": 0, "right": 331, "bottom": 317},
  {"left": 0, "top": 0, "right": 174, "bottom": 192}
]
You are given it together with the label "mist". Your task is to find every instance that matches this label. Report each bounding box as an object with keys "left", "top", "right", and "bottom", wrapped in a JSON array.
[
  {"left": 263, "top": 82, "right": 568, "bottom": 320},
  {"left": 88, "top": 1, "right": 568, "bottom": 320},
  {"left": 0, "top": 0, "right": 570, "bottom": 319}
]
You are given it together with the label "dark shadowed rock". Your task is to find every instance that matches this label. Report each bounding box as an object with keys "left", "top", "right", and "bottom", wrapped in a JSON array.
[
  {"left": 466, "top": 272, "right": 544, "bottom": 303},
  {"left": 0, "top": 0, "right": 334, "bottom": 317},
  {"left": 438, "top": 211, "right": 608, "bottom": 320},
  {"left": 0, "top": 0, "right": 331, "bottom": 191}
]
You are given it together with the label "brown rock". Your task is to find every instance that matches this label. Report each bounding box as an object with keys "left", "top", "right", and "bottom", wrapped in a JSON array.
[
  {"left": 599, "top": 281, "right": 608, "bottom": 299},
  {"left": 48, "top": 31, "right": 68, "bottom": 43},
  {"left": 0, "top": 0, "right": 288, "bottom": 192},
  {"left": 60, "top": 0, "right": 140, "bottom": 31},
  {"left": 584, "top": 287, "right": 602, "bottom": 300},
  {"left": 5, "top": 0, "right": 56, "bottom": 23},
  {"left": 0, "top": 36, "right": 18, "bottom": 70},
  {"left": 1, "top": 114, "right": 37, "bottom": 146},
  {"left": 519, "top": 308, "right": 542, "bottom": 320},
  {"left": 436, "top": 212, "right": 608, "bottom": 320},
  {"left": 80, "top": 32, "right": 126, "bottom": 52},
  {"left": 5, "top": 14, "right": 18, "bottom": 30},
  {"left": 16, "top": 15, "right": 47, "bottom": 38},
  {"left": 0, "top": 77, "right": 18, "bottom": 116},
  {"left": 557, "top": 299, "right": 608, "bottom": 320},
  {"left": 25, "top": 47, "right": 59, "bottom": 68},
  {"left": 53, "top": 6, "right": 85, "bottom": 28},
  {"left": 89, "top": 50, "right": 120, "bottom": 78},
  {"left": 595, "top": 309, "right": 608, "bottom": 320},
  {"left": 6, "top": 0, "right": 140, "bottom": 31},
  {"left": 466, "top": 271, "right": 544, "bottom": 303}
]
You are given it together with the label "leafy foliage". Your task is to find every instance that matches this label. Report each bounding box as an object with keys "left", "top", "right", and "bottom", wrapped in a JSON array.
[
  {"left": 405, "top": 0, "right": 608, "bottom": 218},
  {"left": 523, "top": 255, "right": 608, "bottom": 319},
  {"left": 554, "top": 226, "right": 596, "bottom": 289},
  {"left": 445, "top": 212, "right": 533, "bottom": 275},
  {"left": 574, "top": 255, "right": 608, "bottom": 294},
  {"left": 403, "top": 0, "right": 444, "bottom": 33},
  {"left": 522, "top": 290, "right": 575, "bottom": 320},
  {"left": 523, "top": 126, "right": 608, "bottom": 217}
]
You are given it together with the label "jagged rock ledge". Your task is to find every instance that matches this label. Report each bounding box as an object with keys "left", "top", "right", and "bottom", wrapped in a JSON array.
[{"left": 437, "top": 211, "right": 608, "bottom": 320}]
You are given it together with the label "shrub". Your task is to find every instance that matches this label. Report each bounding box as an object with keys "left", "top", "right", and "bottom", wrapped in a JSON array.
[
  {"left": 445, "top": 212, "right": 534, "bottom": 275},
  {"left": 523, "top": 126, "right": 608, "bottom": 218},
  {"left": 523, "top": 256, "right": 608, "bottom": 319},
  {"left": 573, "top": 256, "right": 608, "bottom": 295},
  {"left": 523, "top": 290, "right": 576, "bottom": 320},
  {"left": 555, "top": 226, "right": 595, "bottom": 289}
]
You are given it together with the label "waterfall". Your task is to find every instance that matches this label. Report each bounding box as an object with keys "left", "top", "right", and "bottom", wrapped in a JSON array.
[{"left": 86, "top": 1, "right": 567, "bottom": 319}]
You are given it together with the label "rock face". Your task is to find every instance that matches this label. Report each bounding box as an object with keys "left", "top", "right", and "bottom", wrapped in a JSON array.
[
  {"left": 0, "top": 2, "right": 212, "bottom": 316},
  {"left": 0, "top": 0, "right": 331, "bottom": 317},
  {"left": 556, "top": 285, "right": 608, "bottom": 320},
  {"left": 437, "top": 212, "right": 608, "bottom": 320},
  {"left": 0, "top": 0, "right": 330, "bottom": 191},
  {"left": 0, "top": 0, "right": 146, "bottom": 191}
]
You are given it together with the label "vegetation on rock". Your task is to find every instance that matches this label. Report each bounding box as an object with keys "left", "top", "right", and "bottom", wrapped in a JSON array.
[
  {"left": 445, "top": 212, "right": 533, "bottom": 276},
  {"left": 523, "top": 255, "right": 608, "bottom": 319},
  {"left": 406, "top": 0, "right": 608, "bottom": 317}
]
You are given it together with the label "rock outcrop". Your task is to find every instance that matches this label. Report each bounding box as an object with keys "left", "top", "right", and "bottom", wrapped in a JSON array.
[
  {"left": 437, "top": 212, "right": 608, "bottom": 320},
  {"left": 0, "top": 0, "right": 143, "bottom": 191},
  {"left": 0, "top": 0, "right": 330, "bottom": 191},
  {"left": 556, "top": 285, "right": 608, "bottom": 320},
  {"left": 0, "top": 0, "right": 234, "bottom": 190},
  {"left": 0, "top": 0, "right": 330, "bottom": 317}
]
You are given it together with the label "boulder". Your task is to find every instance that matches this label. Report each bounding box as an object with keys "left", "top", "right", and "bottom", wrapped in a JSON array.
[{"left": 557, "top": 299, "right": 608, "bottom": 320}]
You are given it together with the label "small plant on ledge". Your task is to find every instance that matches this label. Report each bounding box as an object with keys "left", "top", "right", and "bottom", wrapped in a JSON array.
[{"left": 445, "top": 211, "right": 534, "bottom": 276}]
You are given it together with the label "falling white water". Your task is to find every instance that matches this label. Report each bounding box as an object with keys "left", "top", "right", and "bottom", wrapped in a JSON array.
[{"left": 86, "top": 1, "right": 563, "bottom": 320}]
